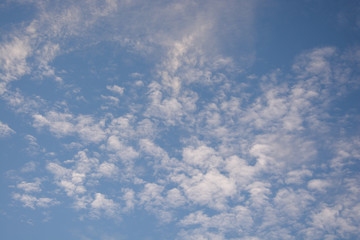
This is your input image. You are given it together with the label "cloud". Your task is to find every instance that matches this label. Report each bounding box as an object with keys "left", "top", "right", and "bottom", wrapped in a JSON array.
[
  {"left": 24, "top": 134, "right": 45, "bottom": 155},
  {"left": 17, "top": 179, "right": 42, "bottom": 193},
  {"left": 145, "top": 82, "right": 184, "bottom": 125},
  {"left": 76, "top": 115, "right": 106, "bottom": 143},
  {"left": 182, "top": 145, "right": 221, "bottom": 169},
  {"left": 106, "top": 135, "right": 139, "bottom": 161},
  {"left": 330, "top": 138, "right": 360, "bottom": 169},
  {"left": 179, "top": 206, "right": 254, "bottom": 239},
  {"left": 224, "top": 156, "right": 256, "bottom": 186},
  {"left": 293, "top": 47, "right": 336, "bottom": 80},
  {"left": 121, "top": 188, "right": 135, "bottom": 212},
  {"left": 0, "top": 121, "right": 15, "bottom": 137},
  {"left": 97, "top": 162, "right": 119, "bottom": 178},
  {"left": 175, "top": 169, "right": 236, "bottom": 210},
  {"left": 90, "top": 193, "right": 119, "bottom": 218},
  {"left": 246, "top": 181, "right": 271, "bottom": 208},
  {"left": 106, "top": 85, "right": 124, "bottom": 95},
  {"left": 33, "top": 111, "right": 106, "bottom": 143},
  {"left": 33, "top": 111, "right": 75, "bottom": 137},
  {"left": 140, "top": 138, "right": 169, "bottom": 165},
  {"left": 166, "top": 188, "right": 186, "bottom": 208},
  {"left": 1, "top": 88, "right": 45, "bottom": 113},
  {"left": 0, "top": 36, "right": 31, "bottom": 82},
  {"left": 21, "top": 161, "right": 37, "bottom": 173},
  {"left": 13, "top": 193, "right": 58, "bottom": 209},
  {"left": 129, "top": 72, "right": 143, "bottom": 78},
  {"left": 47, "top": 151, "right": 99, "bottom": 197},
  {"left": 249, "top": 133, "right": 317, "bottom": 170},
  {"left": 308, "top": 204, "right": 360, "bottom": 238},
  {"left": 273, "top": 188, "right": 314, "bottom": 219},
  {"left": 308, "top": 179, "right": 331, "bottom": 192},
  {"left": 285, "top": 169, "right": 313, "bottom": 185},
  {"left": 2, "top": 1, "right": 360, "bottom": 239},
  {"left": 139, "top": 183, "right": 164, "bottom": 207}
]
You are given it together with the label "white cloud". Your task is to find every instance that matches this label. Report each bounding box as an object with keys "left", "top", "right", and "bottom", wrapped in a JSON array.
[
  {"left": 73, "top": 195, "right": 92, "bottom": 210},
  {"left": 293, "top": 47, "right": 336, "bottom": 81},
  {"left": 330, "top": 138, "right": 360, "bottom": 169},
  {"left": 35, "top": 42, "right": 62, "bottom": 82},
  {"left": 166, "top": 188, "right": 185, "bottom": 208},
  {"left": 106, "top": 85, "right": 124, "bottom": 95},
  {"left": 0, "top": 37, "right": 31, "bottom": 81},
  {"left": 0, "top": 81, "right": 6, "bottom": 95},
  {"left": 182, "top": 145, "right": 222, "bottom": 169},
  {"left": 274, "top": 188, "right": 314, "bottom": 219},
  {"left": 98, "top": 162, "right": 119, "bottom": 178},
  {"left": 47, "top": 162, "right": 71, "bottom": 179},
  {"left": 76, "top": 115, "right": 106, "bottom": 143},
  {"left": 122, "top": 188, "right": 135, "bottom": 212},
  {"left": 24, "top": 134, "right": 45, "bottom": 155},
  {"left": 249, "top": 133, "right": 317, "bottom": 170},
  {"left": 179, "top": 206, "right": 253, "bottom": 238},
  {"left": 106, "top": 115, "right": 136, "bottom": 138},
  {"left": 90, "top": 193, "right": 119, "bottom": 218},
  {"left": 140, "top": 138, "right": 169, "bottom": 165},
  {"left": 145, "top": 87, "right": 184, "bottom": 125},
  {"left": 0, "top": 121, "right": 15, "bottom": 137},
  {"left": 1, "top": 89, "right": 45, "bottom": 114},
  {"left": 285, "top": 169, "right": 313, "bottom": 185},
  {"left": 309, "top": 204, "right": 359, "bottom": 237},
  {"left": 33, "top": 111, "right": 106, "bottom": 143},
  {"left": 13, "top": 193, "right": 58, "bottom": 209},
  {"left": 2, "top": 1, "right": 360, "bottom": 239},
  {"left": 224, "top": 156, "right": 256, "bottom": 186},
  {"left": 33, "top": 111, "right": 75, "bottom": 137},
  {"left": 177, "top": 169, "right": 236, "bottom": 210},
  {"left": 107, "top": 135, "right": 139, "bottom": 160},
  {"left": 246, "top": 181, "right": 271, "bottom": 208},
  {"left": 47, "top": 151, "right": 99, "bottom": 197},
  {"left": 17, "top": 179, "right": 42, "bottom": 193},
  {"left": 101, "top": 95, "right": 119, "bottom": 105},
  {"left": 130, "top": 72, "right": 143, "bottom": 78},
  {"left": 139, "top": 183, "right": 164, "bottom": 207},
  {"left": 308, "top": 179, "right": 331, "bottom": 192}
]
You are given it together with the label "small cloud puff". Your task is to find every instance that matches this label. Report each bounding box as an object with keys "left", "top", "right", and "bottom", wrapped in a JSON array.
[{"left": 106, "top": 85, "right": 124, "bottom": 95}]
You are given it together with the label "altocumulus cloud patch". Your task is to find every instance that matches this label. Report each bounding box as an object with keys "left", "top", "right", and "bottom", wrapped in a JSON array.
[{"left": 1, "top": 0, "right": 360, "bottom": 239}]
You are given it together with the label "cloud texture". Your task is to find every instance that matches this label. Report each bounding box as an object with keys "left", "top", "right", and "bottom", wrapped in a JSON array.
[{"left": 1, "top": 0, "right": 360, "bottom": 239}]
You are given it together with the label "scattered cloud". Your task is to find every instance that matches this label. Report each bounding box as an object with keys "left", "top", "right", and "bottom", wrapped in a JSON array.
[
  {"left": 0, "top": 121, "right": 15, "bottom": 137},
  {"left": 0, "top": 36, "right": 32, "bottom": 82},
  {"left": 13, "top": 193, "right": 59, "bottom": 209},
  {"left": 90, "top": 193, "right": 119, "bottom": 218},
  {"left": 106, "top": 85, "right": 124, "bottom": 95},
  {"left": 17, "top": 179, "right": 42, "bottom": 193},
  {"left": 21, "top": 161, "right": 37, "bottom": 173},
  {"left": 1, "top": 0, "right": 360, "bottom": 239},
  {"left": 33, "top": 112, "right": 106, "bottom": 143}
]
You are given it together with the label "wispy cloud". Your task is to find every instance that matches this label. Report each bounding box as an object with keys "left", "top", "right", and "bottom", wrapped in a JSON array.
[{"left": 0, "top": 121, "right": 15, "bottom": 137}]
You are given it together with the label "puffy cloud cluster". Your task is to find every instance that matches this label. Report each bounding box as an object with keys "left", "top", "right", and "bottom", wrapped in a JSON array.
[{"left": 1, "top": 0, "right": 359, "bottom": 239}]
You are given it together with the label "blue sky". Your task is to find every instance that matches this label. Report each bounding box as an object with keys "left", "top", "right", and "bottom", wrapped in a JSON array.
[{"left": 1, "top": 0, "right": 360, "bottom": 239}]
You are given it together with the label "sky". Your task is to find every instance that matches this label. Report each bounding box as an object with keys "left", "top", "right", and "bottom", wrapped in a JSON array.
[{"left": 0, "top": 0, "right": 360, "bottom": 239}]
